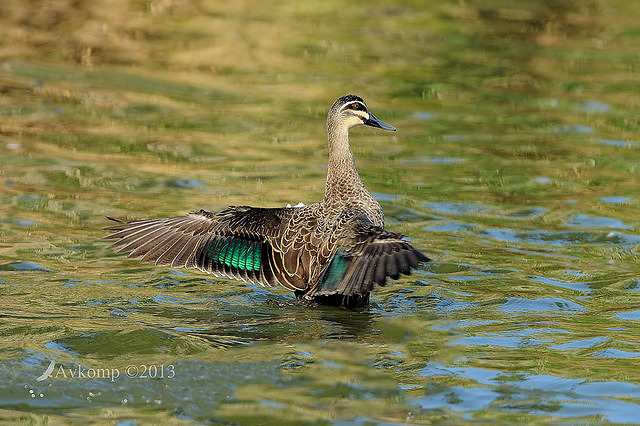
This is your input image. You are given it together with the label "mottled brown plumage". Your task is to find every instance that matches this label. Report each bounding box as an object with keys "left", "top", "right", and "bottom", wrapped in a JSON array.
[{"left": 105, "top": 95, "right": 429, "bottom": 307}]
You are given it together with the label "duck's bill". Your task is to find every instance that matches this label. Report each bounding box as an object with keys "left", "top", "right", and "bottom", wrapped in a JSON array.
[{"left": 364, "top": 113, "right": 396, "bottom": 131}]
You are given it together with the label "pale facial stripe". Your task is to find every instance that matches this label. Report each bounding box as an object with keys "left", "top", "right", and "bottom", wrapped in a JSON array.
[
  {"left": 339, "top": 101, "right": 370, "bottom": 121},
  {"left": 339, "top": 100, "right": 367, "bottom": 113}
]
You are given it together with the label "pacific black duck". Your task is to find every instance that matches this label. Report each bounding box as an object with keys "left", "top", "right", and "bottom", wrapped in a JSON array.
[{"left": 105, "top": 95, "right": 429, "bottom": 308}]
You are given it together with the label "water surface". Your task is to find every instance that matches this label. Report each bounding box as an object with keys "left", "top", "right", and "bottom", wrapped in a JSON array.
[{"left": 1, "top": 0, "right": 640, "bottom": 423}]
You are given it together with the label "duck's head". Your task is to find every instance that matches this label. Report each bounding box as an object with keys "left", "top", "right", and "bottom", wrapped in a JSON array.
[{"left": 328, "top": 94, "right": 396, "bottom": 133}]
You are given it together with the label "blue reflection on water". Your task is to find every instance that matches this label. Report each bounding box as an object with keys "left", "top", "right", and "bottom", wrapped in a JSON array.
[
  {"left": 592, "top": 349, "right": 640, "bottom": 358},
  {"left": 425, "top": 202, "right": 494, "bottom": 216},
  {"left": 581, "top": 100, "right": 611, "bottom": 113},
  {"left": 153, "top": 294, "right": 202, "bottom": 304},
  {"left": 549, "top": 337, "right": 610, "bottom": 350},
  {"left": 499, "top": 297, "right": 585, "bottom": 313},
  {"left": 600, "top": 139, "right": 638, "bottom": 148},
  {"left": 600, "top": 196, "right": 633, "bottom": 204},
  {"left": 479, "top": 228, "right": 640, "bottom": 247},
  {"left": 553, "top": 124, "right": 594, "bottom": 133},
  {"left": 0, "top": 262, "right": 52, "bottom": 272},
  {"left": 613, "top": 310, "right": 640, "bottom": 320},
  {"left": 528, "top": 275, "right": 593, "bottom": 292},
  {"left": 425, "top": 221, "right": 476, "bottom": 233},
  {"left": 565, "top": 214, "right": 631, "bottom": 229},
  {"left": 416, "top": 362, "right": 640, "bottom": 422},
  {"left": 450, "top": 335, "right": 551, "bottom": 348}
]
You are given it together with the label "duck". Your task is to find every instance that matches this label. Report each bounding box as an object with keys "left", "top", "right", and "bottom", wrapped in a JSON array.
[{"left": 104, "top": 95, "right": 429, "bottom": 308}]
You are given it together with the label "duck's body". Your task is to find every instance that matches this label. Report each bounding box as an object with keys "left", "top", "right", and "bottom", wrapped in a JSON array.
[{"left": 105, "top": 95, "right": 429, "bottom": 307}]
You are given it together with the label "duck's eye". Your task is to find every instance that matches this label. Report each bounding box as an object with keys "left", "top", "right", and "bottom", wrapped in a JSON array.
[{"left": 351, "top": 103, "right": 364, "bottom": 110}]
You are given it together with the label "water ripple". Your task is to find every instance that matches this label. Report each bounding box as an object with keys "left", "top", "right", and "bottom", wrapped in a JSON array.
[
  {"left": 592, "top": 349, "right": 640, "bottom": 358},
  {"left": 613, "top": 309, "right": 640, "bottom": 320},
  {"left": 549, "top": 337, "right": 610, "bottom": 350},
  {"left": 498, "top": 297, "right": 585, "bottom": 313},
  {"left": 417, "top": 362, "right": 640, "bottom": 423},
  {"left": 425, "top": 220, "right": 476, "bottom": 232},
  {"left": 479, "top": 228, "right": 640, "bottom": 247},
  {"left": 0, "top": 262, "right": 52, "bottom": 272},
  {"left": 528, "top": 275, "right": 593, "bottom": 292},
  {"left": 153, "top": 294, "right": 203, "bottom": 305},
  {"left": 450, "top": 335, "right": 551, "bottom": 348},
  {"left": 600, "top": 139, "right": 639, "bottom": 148},
  {"left": 424, "top": 202, "right": 494, "bottom": 216},
  {"left": 565, "top": 214, "right": 631, "bottom": 229},
  {"left": 600, "top": 196, "right": 633, "bottom": 204},
  {"left": 580, "top": 100, "right": 611, "bottom": 113},
  {"left": 553, "top": 124, "right": 594, "bottom": 133}
]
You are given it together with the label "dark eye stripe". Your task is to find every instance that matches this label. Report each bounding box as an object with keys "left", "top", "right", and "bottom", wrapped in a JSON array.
[{"left": 341, "top": 101, "right": 367, "bottom": 113}]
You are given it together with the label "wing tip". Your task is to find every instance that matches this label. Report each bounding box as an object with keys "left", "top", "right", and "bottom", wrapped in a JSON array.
[{"left": 103, "top": 216, "right": 131, "bottom": 234}]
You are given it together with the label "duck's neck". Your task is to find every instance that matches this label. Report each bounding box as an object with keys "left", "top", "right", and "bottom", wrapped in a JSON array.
[
  {"left": 324, "top": 148, "right": 364, "bottom": 199},
  {"left": 322, "top": 124, "right": 381, "bottom": 224}
]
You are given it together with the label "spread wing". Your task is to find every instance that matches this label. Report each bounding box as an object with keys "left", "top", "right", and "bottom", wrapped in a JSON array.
[
  {"left": 104, "top": 206, "right": 430, "bottom": 303},
  {"left": 104, "top": 206, "right": 317, "bottom": 291},
  {"left": 308, "top": 219, "right": 429, "bottom": 300}
]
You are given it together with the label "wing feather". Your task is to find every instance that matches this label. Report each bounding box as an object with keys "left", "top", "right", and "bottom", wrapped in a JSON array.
[
  {"left": 311, "top": 224, "right": 429, "bottom": 299},
  {"left": 104, "top": 206, "right": 317, "bottom": 290}
]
